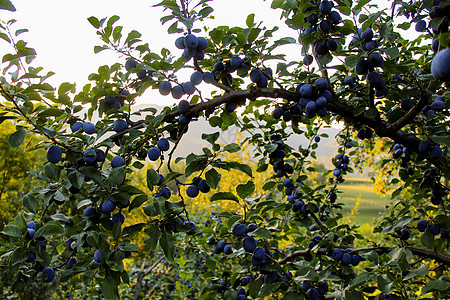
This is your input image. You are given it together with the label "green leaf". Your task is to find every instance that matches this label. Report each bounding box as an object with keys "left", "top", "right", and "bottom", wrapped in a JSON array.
[
  {"left": 403, "top": 264, "right": 428, "bottom": 281},
  {"left": 121, "top": 244, "right": 139, "bottom": 252},
  {"left": 34, "top": 222, "right": 64, "bottom": 238},
  {"left": 205, "top": 258, "right": 216, "bottom": 271},
  {"left": 94, "top": 45, "right": 108, "bottom": 53},
  {"left": 2, "top": 224, "right": 22, "bottom": 238},
  {"left": 22, "top": 194, "right": 38, "bottom": 213},
  {"left": 88, "top": 16, "right": 100, "bottom": 29},
  {"left": 432, "top": 135, "right": 450, "bottom": 147},
  {"left": 343, "top": 290, "right": 365, "bottom": 300},
  {"left": 109, "top": 167, "right": 126, "bottom": 186},
  {"left": 8, "top": 126, "right": 25, "bottom": 148},
  {"left": 198, "top": 6, "right": 213, "bottom": 18},
  {"left": 209, "top": 116, "right": 222, "bottom": 127},
  {"left": 112, "top": 222, "right": 122, "bottom": 241},
  {"left": 10, "top": 247, "right": 28, "bottom": 266},
  {"left": 345, "top": 55, "right": 360, "bottom": 69},
  {"left": 125, "top": 30, "right": 142, "bottom": 46},
  {"left": 145, "top": 227, "right": 160, "bottom": 252},
  {"left": 210, "top": 192, "right": 239, "bottom": 203},
  {"left": 101, "top": 275, "right": 120, "bottom": 300},
  {"left": 129, "top": 194, "right": 148, "bottom": 212},
  {"left": 205, "top": 169, "right": 221, "bottom": 189},
  {"left": 421, "top": 280, "right": 450, "bottom": 295},
  {"left": 0, "top": 0, "right": 15, "bottom": 11},
  {"left": 421, "top": 228, "right": 435, "bottom": 249},
  {"left": 236, "top": 180, "right": 255, "bottom": 199},
  {"left": 143, "top": 203, "right": 157, "bottom": 217},
  {"left": 44, "top": 163, "right": 60, "bottom": 181},
  {"left": 249, "top": 227, "right": 271, "bottom": 239},
  {"left": 160, "top": 172, "right": 182, "bottom": 186},
  {"left": 68, "top": 170, "right": 84, "bottom": 189},
  {"left": 159, "top": 230, "right": 175, "bottom": 263},
  {"left": 80, "top": 166, "right": 103, "bottom": 186},
  {"left": 228, "top": 162, "right": 252, "bottom": 177},
  {"left": 202, "top": 132, "right": 220, "bottom": 144},
  {"left": 246, "top": 13, "right": 255, "bottom": 27},
  {"left": 147, "top": 168, "right": 160, "bottom": 191},
  {"left": 224, "top": 143, "right": 240, "bottom": 153}
]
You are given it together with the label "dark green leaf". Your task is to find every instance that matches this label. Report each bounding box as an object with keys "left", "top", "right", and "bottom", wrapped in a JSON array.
[
  {"left": 0, "top": 0, "right": 15, "bottom": 11},
  {"left": 87, "top": 16, "right": 101, "bottom": 29},
  {"left": 159, "top": 230, "right": 175, "bottom": 263},
  {"left": 2, "top": 224, "right": 22, "bottom": 238},
  {"left": 129, "top": 194, "right": 148, "bottom": 212},
  {"left": 8, "top": 126, "right": 25, "bottom": 148},
  {"left": 202, "top": 132, "right": 220, "bottom": 144},
  {"left": 249, "top": 227, "right": 271, "bottom": 239},
  {"left": 205, "top": 168, "right": 221, "bottom": 189},
  {"left": 210, "top": 192, "right": 239, "bottom": 203},
  {"left": 109, "top": 167, "right": 126, "bottom": 186},
  {"left": 34, "top": 222, "right": 64, "bottom": 238},
  {"left": 44, "top": 163, "right": 60, "bottom": 181},
  {"left": 421, "top": 280, "right": 450, "bottom": 295},
  {"left": 224, "top": 143, "right": 240, "bottom": 153},
  {"left": 236, "top": 180, "right": 255, "bottom": 199},
  {"left": 101, "top": 275, "right": 120, "bottom": 300},
  {"left": 22, "top": 194, "right": 37, "bottom": 213}
]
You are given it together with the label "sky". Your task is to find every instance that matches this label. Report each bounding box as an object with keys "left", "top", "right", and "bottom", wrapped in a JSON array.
[
  {"left": 0, "top": 0, "right": 293, "bottom": 106},
  {"left": 0, "top": 0, "right": 414, "bottom": 108}
]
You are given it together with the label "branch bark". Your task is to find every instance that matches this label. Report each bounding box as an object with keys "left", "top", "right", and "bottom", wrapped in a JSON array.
[
  {"left": 278, "top": 246, "right": 450, "bottom": 265},
  {"left": 108, "top": 86, "right": 449, "bottom": 174}
]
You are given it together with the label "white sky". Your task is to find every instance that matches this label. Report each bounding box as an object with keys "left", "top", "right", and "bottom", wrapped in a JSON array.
[
  {"left": 0, "top": 0, "right": 293, "bottom": 106},
  {"left": 0, "top": 0, "right": 415, "bottom": 107}
]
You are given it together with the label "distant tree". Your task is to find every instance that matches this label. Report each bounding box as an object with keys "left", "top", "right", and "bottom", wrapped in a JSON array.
[{"left": 0, "top": 121, "right": 43, "bottom": 226}]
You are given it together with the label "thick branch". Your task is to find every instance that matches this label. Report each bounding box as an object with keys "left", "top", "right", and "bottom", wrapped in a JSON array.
[
  {"left": 278, "top": 246, "right": 450, "bottom": 265},
  {"left": 386, "top": 91, "right": 430, "bottom": 134},
  {"left": 109, "top": 86, "right": 449, "bottom": 173}
]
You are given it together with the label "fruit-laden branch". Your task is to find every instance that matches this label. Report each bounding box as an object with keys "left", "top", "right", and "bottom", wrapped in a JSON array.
[
  {"left": 112, "top": 86, "right": 449, "bottom": 175},
  {"left": 385, "top": 91, "right": 430, "bottom": 134},
  {"left": 277, "top": 246, "right": 450, "bottom": 265},
  {"left": 0, "top": 84, "right": 79, "bottom": 152}
]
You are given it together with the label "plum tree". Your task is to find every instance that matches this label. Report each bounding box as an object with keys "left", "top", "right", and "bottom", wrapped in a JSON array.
[{"left": 0, "top": 0, "right": 449, "bottom": 299}]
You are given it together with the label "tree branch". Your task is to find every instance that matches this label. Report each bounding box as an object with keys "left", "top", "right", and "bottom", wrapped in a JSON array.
[
  {"left": 278, "top": 246, "right": 450, "bottom": 265},
  {"left": 108, "top": 86, "right": 449, "bottom": 175}
]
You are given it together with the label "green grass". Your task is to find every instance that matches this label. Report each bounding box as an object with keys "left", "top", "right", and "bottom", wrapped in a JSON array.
[{"left": 336, "top": 178, "right": 391, "bottom": 225}]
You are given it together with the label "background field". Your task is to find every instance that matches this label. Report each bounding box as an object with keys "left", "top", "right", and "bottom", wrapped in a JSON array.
[{"left": 337, "top": 178, "right": 391, "bottom": 225}]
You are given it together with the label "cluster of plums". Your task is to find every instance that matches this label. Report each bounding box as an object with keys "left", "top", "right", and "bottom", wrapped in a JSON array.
[
  {"left": 301, "top": 281, "right": 329, "bottom": 300},
  {"left": 268, "top": 135, "right": 294, "bottom": 176},
  {"left": 100, "top": 92, "right": 127, "bottom": 111},
  {"left": 417, "top": 219, "right": 448, "bottom": 238},
  {"left": 295, "top": 78, "right": 331, "bottom": 118},
  {"left": 392, "top": 144, "right": 414, "bottom": 170},
  {"left": 175, "top": 33, "right": 208, "bottom": 62},
  {"left": 331, "top": 248, "right": 362, "bottom": 266},
  {"left": 71, "top": 121, "right": 97, "bottom": 135},
  {"left": 211, "top": 57, "right": 252, "bottom": 87},
  {"left": 158, "top": 70, "right": 215, "bottom": 100},
  {"left": 350, "top": 28, "right": 387, "bottom": 96},
  {"left": 186, "top": 176, "right": 211, "bottom": 198},
  {"left": 147, "top": 137, "right": 170, "bottom": 161},
  {"left": 249, "top": 67, "right": 272, "bottom": 88},
  {"left": 333, "top": 153, "right": 349, "bottom": 177},
  {"left": 418, "top": 139, "right": 443, "bottom": 160},
  {"left": 125, "top": 59, "right": 154, "bottom": 79},
  {"left": 23, "top": 221, "right": 56, "bottom": 282},
  {"left": 300, "top": 0, "right": 342, "bottom": 56},
  {"left": 423, "top": 95, "right": 447, "bottom": 118}
]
